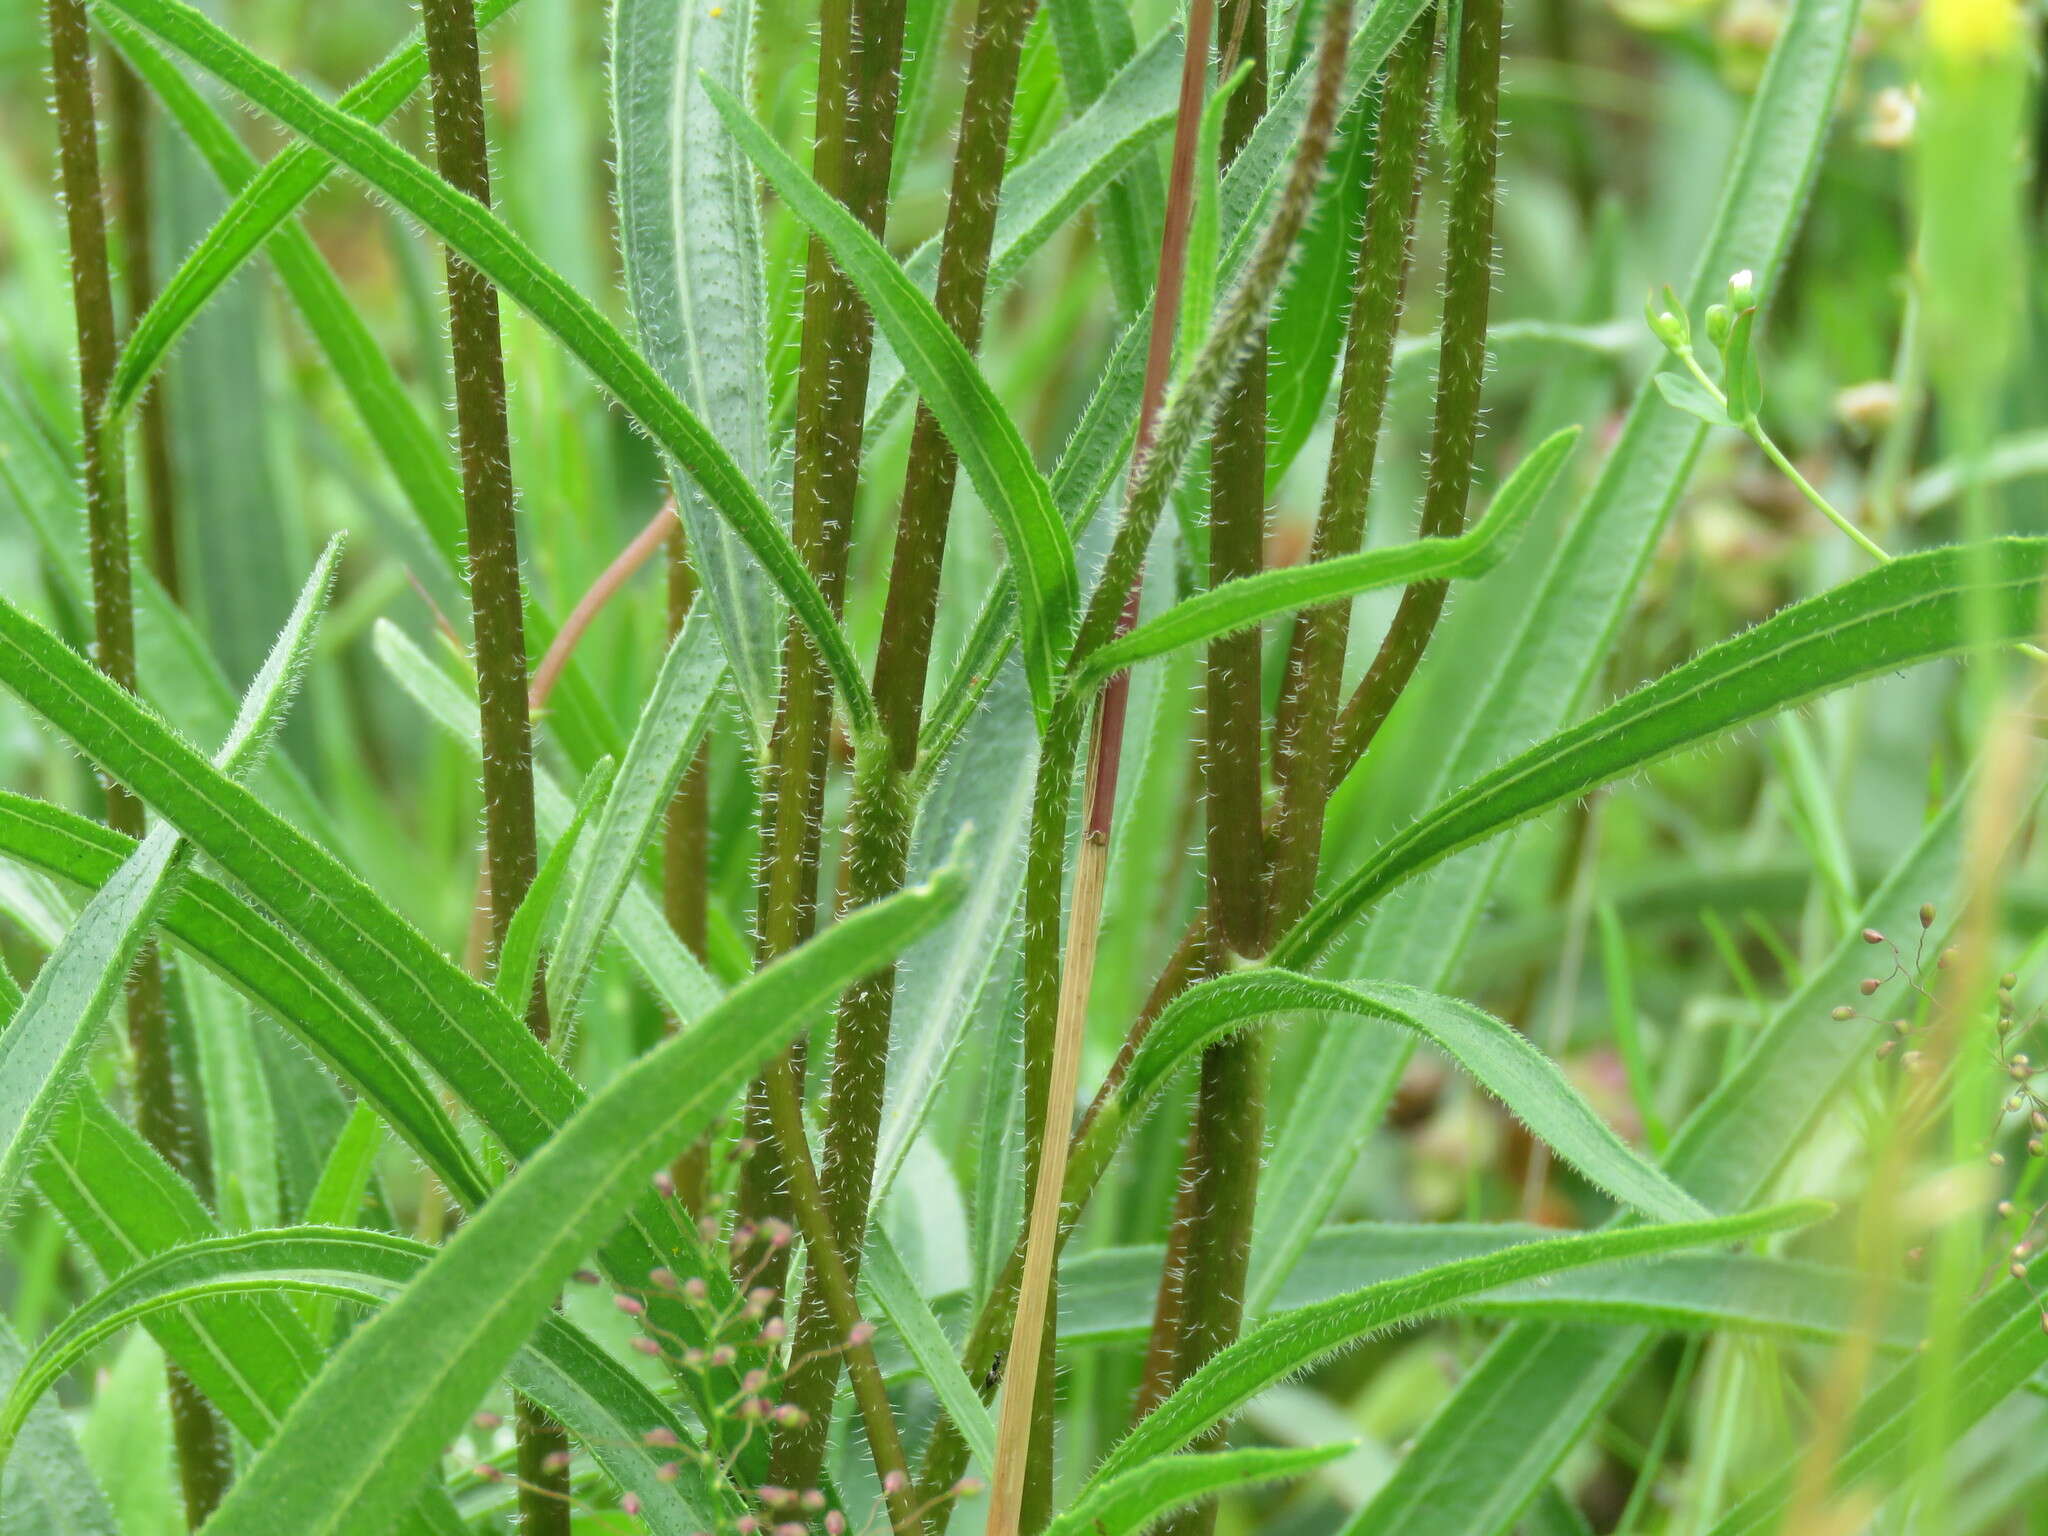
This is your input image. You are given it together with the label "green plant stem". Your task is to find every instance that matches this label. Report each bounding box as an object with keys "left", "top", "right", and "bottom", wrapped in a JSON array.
[
  {"left": 1266, "top": 13, "right": 1433, "bottom": 919},
  {"left": 107, "top": 55, "right": 181, "bottom": 601},
  {"left": 45, "top": 0, "right": 226, "bottom": 1521},
  {"left": 777, "top": 0, "right": 1042, "bottom": 1480},
  {"left": 747, "top": 0, "right": 906, "bottom": 1456},
  {"left": 1330, "top": 0, "right": 1504, "bottom": 777},
  {"left": 662, "top": 511, "right": 712, "bottom": 1210},
  {"left": 759, "top": 1059, "right": 925, "bottom": 1536},
  {"left": 959, "top": 0, "right": 1358, "bottom": 1512},
  {"left": 415, "top": 0, "right": 563, "bottom": 1522},
  {"left": 1144, "top": 0, "right": 1271, "bottom": 1518}
]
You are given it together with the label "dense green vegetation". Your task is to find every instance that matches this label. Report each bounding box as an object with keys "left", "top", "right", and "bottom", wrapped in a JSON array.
[{"left": 0, "top": 0, "right": 2044, "bottom": 1528}]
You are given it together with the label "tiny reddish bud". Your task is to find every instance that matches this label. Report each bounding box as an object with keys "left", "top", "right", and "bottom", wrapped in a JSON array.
[
  {"left": 615, "top": 1294, "right": 647, "bottom": 1317},
  {"left": 1860, "top": 978, "right": 1882, "bottom": 996},
  {"left": 649, "top": 1266, "right": 679, "bottom": 1290},
  {"left": 2015, "top": 1262, "right": 2031, "bottom": 1281},
  {"left": 826, "top": 1513, "right": 847, "bottom": 1535},
  {"left": 845, "top": 1321, "right": 875, "bottom": 1349},
  {"left": 1863, "top": 928, "right": 1885, "bottom": 945},
  {"left": 683, "top": 1276, "right": 710, "bottom": 1304},
  {"left": 883, "top": 1471, "right": 909, "bottom": 1496},
  {"left": 776, "top": 1522, "right": 808, "bottom": 1536},
  {"left": 475, "top": 1464, "right": 503, "bottom": 1483},
  {"left": 573, "top": 1269, "right": 602, "bottom": 1286},
  {"left": 1831, "top": 1005, "right": 1856, "bottom": 1021},
  {"left": 644, "top": 1427, "right": 681, "bottom": 1447},
  {"left": 801, "top": 1491, "right": 827, "bottom": 1512},
  {"left": 543, "top": 1450, "right": 572, "bottom": 1473},
  {"left": 710, "top": 1344, "right": 737, "bottom": 1367},
  {"left": 623, "top": 1494, "right": 643, "bottom": 1517},
  {"left": 472, "top": 1412, "right": 502, "bottom": 1431},
  {"left": 758, "top": 1317, "right": 788, "bottom": 1345},
  {"left": 657, "top": 1462, "right": 680, "bottom": 1483},
  {"left": 773, "top": 1404, "right": 809, "bottom": 1427},
  {"left": 653, "top": 1169, "right": 678, "bottom": 1198},
  {"left": 631, "top": 1336, "right": 665, "bottom": 1357},
  {"left": 758, "top": 1485, "right": 797, "bottom": 1508},
  {"left": 1921, "top": 903, "right": 1936, "bottom": 929}
]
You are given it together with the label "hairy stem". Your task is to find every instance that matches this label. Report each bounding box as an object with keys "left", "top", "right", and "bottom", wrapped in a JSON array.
[
  {"left": 1139, "top": 0, "right": 1272, "bottom": 1482},
  {"left": 1330, "top": 0, "right": 1504, "bottom": 778},
  {"left": 761, "top": 1060, "right": 925, "bottom": 1536},
  {"left": 107, "top": 57, "right": 181, "bottom": 601},
  {"left": 778, "top": 0, "right": 1043, "bottom": 1479},
  {"left": 46, "top": 0, "right": 226, "bottom": 1519},
  {"left": 1266, "top": 12, "right": 1434, "bottom": 919},
  {"left": 748, "top": 0, "right": 907, "bottom": 1468},
  {"left": 416, "top": 0, "right": 563, "bottom": 1520}
]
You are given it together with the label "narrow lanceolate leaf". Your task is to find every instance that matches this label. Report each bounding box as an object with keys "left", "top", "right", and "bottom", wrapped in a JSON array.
[
  {"left": 1071, "top": 428, "right": 1574, "bottom": 691},
  {"left": 29, "top": 1093, "right": 470, "bottom": 1536},
  {"left": 372, "top": 619, "right": 723, "bottom": 1025},
  {"left": 1109, "top": 973, "right": 1707, "bottom": 1225},
  {"left": 496, "top": 757, "right": 615, "bottom": 1015},
  {"left": 1044, "top": 1444, "right": 1355, "bottom": 1536},
  {"left": 93, "top": 0, "right": 874, "bottom": 734},
  {"left": 861, "top": 1227, "right": 998, "bottom": 1474},
  {"left": 0, "top": 595, "right": 750, "bottom": 1413},
  {"left": 548, "top": 610, "right": 724, "bottom": 1027},
  {"left": 1344, "top": 766, "right": 1999, "bottom": 1536},
  {"left": 0, "top": 792, "right": 488, "bottom": 1208},
  {"left": 1260, "top": 0, "right": 1861, "bottom": 1322},
  {"left": 613, "top": 0, "right": 780, "bottom": 746},
  {"left": 0, "top": 539, "right": 340, "bottom": 1210},
  {"left": 705, "top": 77, "right": 1080, "bottom": 729},
  {"left": 0, "top": 1317, "right": 118, "bottom": 1536},
  {"left": 1089, "top": 1202, "right": 1828, "bottom": 1485},
  {"left": 0, "top": 1227, "right": 729, "bottom": 1534},
  {"left": 197, "top": 871, "right": 965, "bottom": 1536},
  {"left": 102, "top": 16, "right": 467, "bottom": 569},
  {"left": 0, "top": 587, "right": 572, "bottom": 1165},
  {"left": 105, "top": 0, "right": 526, "bottom": 434},
  {"left": 961, "top": 1226, "right": 1913, "bottom": 1354},
  {"left": 1274, "top": 536, "right": 2048, "bottom": 968}
]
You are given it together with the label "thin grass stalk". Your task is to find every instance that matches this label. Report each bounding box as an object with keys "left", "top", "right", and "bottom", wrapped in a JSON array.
[
  {"left": 1137, "top": 0, "right": 1273, "bottom": 1487},
  {"left": 740, "top": 0, "right": 906, "bottom": 1296},
  {"left": 44, "top": 1, "right": 227, "bottom": 1519},
  {"left": 107, "top": 56, "right": 181, "bottom": 600},
  {"left": 415, "top": 0, "right": 564, "bottom": 1520},
  {"left": 1266, "top": 13, "right": 1433, "bottom": 918},
  {"left": 777, "top": 0, "right": 1044, "bottom": 1479},
  {"left": 1330, "top": 0, "right": 1504, "bottom": 776}
]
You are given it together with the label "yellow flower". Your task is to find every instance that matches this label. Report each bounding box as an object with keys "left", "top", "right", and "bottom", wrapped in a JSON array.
[{"left": 1925, "top": 0, "right": 2022, "bottom": 61}]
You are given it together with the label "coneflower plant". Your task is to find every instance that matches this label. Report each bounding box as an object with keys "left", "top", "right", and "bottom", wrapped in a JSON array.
[{"left": 2, "top": 0, "right": 2047, "bottom": 1529}]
